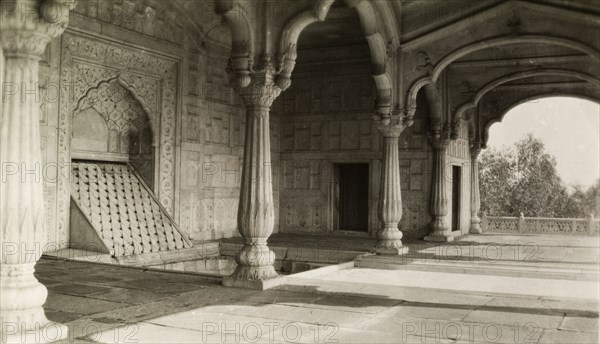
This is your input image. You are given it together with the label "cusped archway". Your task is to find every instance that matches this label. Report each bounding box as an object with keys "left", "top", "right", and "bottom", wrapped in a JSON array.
[{"left": 72, "top": 78, "right": 156, "bottom": 189}]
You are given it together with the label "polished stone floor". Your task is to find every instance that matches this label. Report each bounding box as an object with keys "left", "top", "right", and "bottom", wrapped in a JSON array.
[{"left": 34, "top": 234, "right": 598, "bottom": 343}]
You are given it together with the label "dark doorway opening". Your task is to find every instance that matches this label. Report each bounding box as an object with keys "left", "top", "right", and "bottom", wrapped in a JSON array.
[
  {"left": 451, "top": 165, "right": 462, "bottom": 231},
  {"left": 335, "top": 163, "right": 369, "bottom": 232}
]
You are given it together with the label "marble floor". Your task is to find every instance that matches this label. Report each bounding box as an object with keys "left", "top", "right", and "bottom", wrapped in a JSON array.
[{"left": 30, "top": 234, "right": 599, "bottom": 343}]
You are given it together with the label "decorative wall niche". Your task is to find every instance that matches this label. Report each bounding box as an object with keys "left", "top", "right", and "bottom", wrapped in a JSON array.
[
  {"left": 56, "top": 31, "right": 179, "bottom": 247},
  {"left": 72, "top": 78, "right": 155, "bottom": 188}
]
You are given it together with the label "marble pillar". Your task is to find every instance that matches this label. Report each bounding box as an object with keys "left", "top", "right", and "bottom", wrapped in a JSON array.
[
  {"left": 223, "top": 62, "right": 282, "bottom": 289},
  {"left": 469, "top": 145, "right": 482, "bottom": 234},
  {"left": 373, "top": 111, "right": 409, "bottom": 255},
  {"left": 424, "top": 130, "right": 454, "bottom": 242},
  {"left": 0, "top": 0, "right": 76, "bottom": 342}
]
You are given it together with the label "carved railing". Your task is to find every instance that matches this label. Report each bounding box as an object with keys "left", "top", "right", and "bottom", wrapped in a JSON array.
[{"left": 482, "top": 213, "right": 600, "bottom": 235}]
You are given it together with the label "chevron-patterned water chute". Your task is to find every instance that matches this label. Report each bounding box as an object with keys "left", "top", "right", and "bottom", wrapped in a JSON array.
[{"left": 70, "top": 162, "right": 192, "bottom": 257}]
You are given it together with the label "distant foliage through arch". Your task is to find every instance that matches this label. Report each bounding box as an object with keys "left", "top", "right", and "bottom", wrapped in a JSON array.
[{"left": 480, "top": 134, "right": 599, "bottom": 218}]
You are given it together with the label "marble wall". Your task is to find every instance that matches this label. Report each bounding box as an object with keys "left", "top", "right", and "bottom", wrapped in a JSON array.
[
  {"left": 275, "top": 62, "right": 433, "bottom": 238},
  {"left": 39, "top": 1, "right": 251, "bottom": 248},
  {"left": 36, "top": 1, "right": 473, "bottom": 248}
]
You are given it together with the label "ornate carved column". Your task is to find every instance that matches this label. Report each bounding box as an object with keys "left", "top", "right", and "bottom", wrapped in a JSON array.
[
  {"left": 469, "top": 143, "right": 483, "bottom": 234},
  {"left": 424, "top": 127, "right": 454, "bottom": 242},
  {"left": 373, "top": 109, "right": 410, "bottom": 255},
  {"left": 1, "top": 0, "right": 76, "bottom": 342},
  {"left": 223, "top": 60, "right": 282, "bottom": 289}
]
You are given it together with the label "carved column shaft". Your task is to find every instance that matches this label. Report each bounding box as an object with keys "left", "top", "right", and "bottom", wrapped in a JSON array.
[
  {"left": 1, "top": 41, "right": 52, "bottom": 334},
  {"left": 470, "top": 146, "right": 482, "bottom": 234},
  {"left": 374, "top": 112, "right": 408, "bottom": 255},
  {"left": 0, "top": 1, "right": 75, "bottom": 341},
  {"left": 425, "top": 131, "right": 453, "bottom": 242},
  {"left": 234, "top": 105, "right": 277, "bottom": 280},
  {"left": 227, "top": 69, "right": 281, "bottom": 284}
]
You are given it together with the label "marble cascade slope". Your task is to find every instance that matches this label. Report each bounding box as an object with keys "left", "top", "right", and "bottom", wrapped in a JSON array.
[{"left": 69, "top": 162, "right": 192, "bottom": 259}]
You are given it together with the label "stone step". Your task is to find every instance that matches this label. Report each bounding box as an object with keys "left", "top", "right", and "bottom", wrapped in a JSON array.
[
  {"left": 355, "top": 255, "right": 599, "bottom": 281},
  {"left": 44, "top": 241, "right": 220, "bottom": 267}
]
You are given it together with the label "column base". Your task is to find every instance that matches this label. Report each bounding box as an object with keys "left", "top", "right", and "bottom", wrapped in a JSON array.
[
  {"left": 470, "top": 222, "right": 482, "bottom": 234},
  {"left": 374, "top": 246, "right": 409, "bottom": 255},
  {"left": 222, "top": 275, "right": 285, "bottom": 290},
  {"left": 424, "top": 235, "right": 455, "bottom": 243},
  {"left": 2, "top": 322, "right": 68, "bottom": 344},
  {"left": 222, "top": 262, "right": 281, "bottom": 290}
]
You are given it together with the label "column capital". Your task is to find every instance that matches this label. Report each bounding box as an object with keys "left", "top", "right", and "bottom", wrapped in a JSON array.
[
  {"left": 228, "top": 56, "right": 283, "bottom": 108},
  {"left": 0, "top": 0, "right": 77, "bottom": 58},
  {"left": 374, "top": 105, "right": 411, "bottom": 138},
  {"left": 428, "top": 125, "right": 452, "bottom": 150}
]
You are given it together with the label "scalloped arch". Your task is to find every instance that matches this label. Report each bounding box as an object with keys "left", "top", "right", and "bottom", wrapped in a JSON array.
[
  {"left": 73, "top": 76, "right": 157, "bottom": 142},
  {"left": 405, "top": 35, "right": 600, "bottom": 119},
  {"left": 455, "top": 69, "right": 600, "bottom": 122},
  {"left": 215, "top": 1, "right": 255, "bottom": 58},
  {"left": 482, "top": 94, "right": 600, "bottom": 146}
]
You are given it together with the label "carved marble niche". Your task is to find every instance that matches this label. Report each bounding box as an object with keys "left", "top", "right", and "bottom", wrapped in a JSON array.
[
  {"left": 72, "top": 79, "right": 156, "bottom": 188},
  {"left": 56, "top": 32, "right": 179, "bottom": 247}
]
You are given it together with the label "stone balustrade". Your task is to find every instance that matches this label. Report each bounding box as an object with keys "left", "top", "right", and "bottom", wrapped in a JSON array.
[{"left": 481, "top": 213, "right": 600, "bottom": 235}]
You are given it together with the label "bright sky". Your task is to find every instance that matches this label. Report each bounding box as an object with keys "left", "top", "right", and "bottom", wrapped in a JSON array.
[{"left": 487, "top": 97, "right": 600, "bottom": 188}]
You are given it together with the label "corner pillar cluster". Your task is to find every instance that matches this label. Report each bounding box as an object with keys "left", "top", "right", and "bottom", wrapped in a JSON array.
[
  {"left": 425, "top": 129, "right": 454, "bottom": 242},
  {"left": 1, "top": 0, "right": 76, "bottom": 343},
  {"left": 373, "top": 110, "right": 410, "bottom": 255},
  {"left": 223, "top": 61, "right": 283, "bottom": 289}
]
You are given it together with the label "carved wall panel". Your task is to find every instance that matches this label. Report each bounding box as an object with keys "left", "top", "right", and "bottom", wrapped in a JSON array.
[
  {"left": 183, "top": 104, "right": 203, "bottom": 142},
  {"left": 179, "top": 188, "right": 240, "bottom": 241},
  {"left": 204, "top": 57, "right": 232, "bottom": 104},
  {"left": 205, "top": 110, "right": 230, "bottom": 146},
  {"left": 201, "top": 155, "right": 241, "bottom": 189},
  {"left": 400, "top": 193, "right": 428, "bottom": 234},
  {"left": 281, "top": 74, "right": 374, "bottom": 115},
  {"left": 282, "top": 161, "right": 321, "bottom": 191},
  {"left": 187, "top": 62, "right": 200, "bottom": 97},
  {"left": 328, "top": 120, "right": 372, "bottom": 151},
  {"left": 231, "top": 108, "right": 245, "bottom": 147},
  {"left": 177, "top": 54, "right": 246, "bottom": 239},
  {"left": 400, "top": 158, "right": 428, "bottom": 192},
  {"left": 281, "top": 192, "right": 327, "bottom": 232},
  {"left": 73, "top": 0, "right": 184, "bottom": 46},
  {"left": 180, "top": 191, "right": 204, "bottom": 239},
  {"left": 448, "top": 121, "right": 470, "bottom": 159},
  {"left": 282, "top": 123, "right": 322, "bottom": 152}
]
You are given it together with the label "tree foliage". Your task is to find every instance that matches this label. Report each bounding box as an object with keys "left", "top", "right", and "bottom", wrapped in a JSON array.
[{"left": 479, "top": 134, "right": 599, "bottom": 217}]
